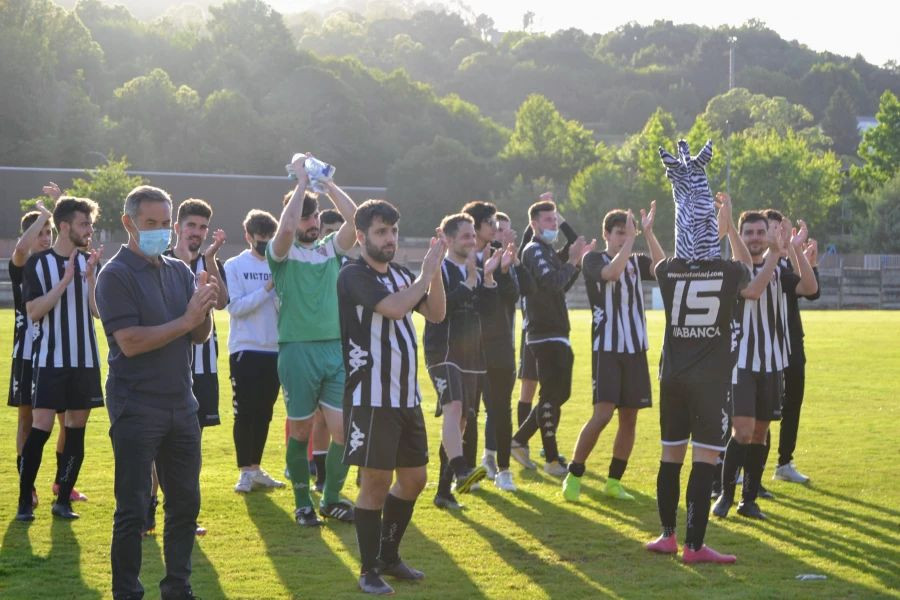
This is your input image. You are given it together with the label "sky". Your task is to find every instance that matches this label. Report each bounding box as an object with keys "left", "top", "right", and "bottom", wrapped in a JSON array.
[{"left": 276, "top": 0, "right": 898, "bottom": 66}]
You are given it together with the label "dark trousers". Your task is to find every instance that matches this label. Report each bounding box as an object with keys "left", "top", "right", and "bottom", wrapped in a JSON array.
[
  {"left": 513, "top": 341, "right": 574, "bottom": 462},
  {"left": 778, "top": 360, "right": 806, "bottom": 466},
  {"left": 110, "top": 401, "right": 201, "bottom": 600},
  {"left": 230, "top": 351, "right": 280, "bottom": 468},
  {"left": 482, "top": 367, "right": 515, "bottom": 470}
]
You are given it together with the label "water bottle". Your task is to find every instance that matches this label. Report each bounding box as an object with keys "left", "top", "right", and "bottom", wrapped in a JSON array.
[{"left": 285, "top": 154, "right": 335, "bottom": 193}]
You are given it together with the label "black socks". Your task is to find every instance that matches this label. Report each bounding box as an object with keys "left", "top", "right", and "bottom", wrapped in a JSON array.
[
  {"left": 721, "top": 438, "right": 748, "bottom": 499},
  {"left": 685, "top": 462, "right": 715, "bottom": 551},
  {"left": 354, "top": 507, "right": 382, "bottom": 574},
  {"left": 57, "top": 426, "right": 86, "bottom": 505},
  {"left": 608, "top": 457, "right": 627, "bottom": 480},
  {"left": 19, "top": 428, "right": 51, "bottom": 509},
  {"left": 657, "top": 461, "right": 682, "bottom": 537},
  {"left": 379, "top": 494, "right": 415, "bottom": 566}
]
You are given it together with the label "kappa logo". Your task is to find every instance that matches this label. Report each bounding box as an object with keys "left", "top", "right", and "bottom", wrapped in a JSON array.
[
  {"left": 434, "top": 377, "right": 448, "bottom": 398},
  {"left": 348, "top": 421, "right": 365, "bottom": 455},
  {"left": 730, "top": 319, "right": 741, "bottom": 353},
  {"left": 538, "top": 259, "right": 548, "bottom": 268},
  {"left": 15, "top": 312, "right": 23, "bottom": 330},
  {"left": 348, "top": 340, "right": 369, "bottom": 375},
  {"left": 721, "top": 408, "right": 729, "bottom": 437},
  {"left": 593, "top": 306, "right": 605, "bottom": 326}
]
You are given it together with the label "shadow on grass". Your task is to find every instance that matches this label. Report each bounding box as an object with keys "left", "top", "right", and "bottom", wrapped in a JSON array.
[
  {"left": 192, "top": 542, "right": 227, "bottom": 598},
  {"left": 48, "top": 518, "right": 103, "bottom": 599},
  {"left": 243, "top": 490, "right": 357, "bottom": 593}
]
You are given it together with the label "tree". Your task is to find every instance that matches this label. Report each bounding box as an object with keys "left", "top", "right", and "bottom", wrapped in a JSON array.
[
  {"left": 500, "top": 94, "right": 599, "bottom": 188},
  {"left": 853, "top": 91, "right": 900, "bottom": 193},
  {"left": 386, "top": 136, "right": 496, "bottom": 237},
  {"left": 730, "top": 130, "right": 842, "bottom": 235},
  {"left": 566, "top": 145, "right": 640, "bottom": 230},
  {"left": 522, "top": 11, "right": 535, "bottom": 32},
  {"left": 474, "top": 13, "right": 495, "bottom": 41},
  {"left": 854, "top": 171, "right": 900, "bottom": 252},
  {"left": 20, "top": 156, "right": 146, "bottom": 234},
  {"left": 823, "top": 87, "right": 860, "bottom": 155}
]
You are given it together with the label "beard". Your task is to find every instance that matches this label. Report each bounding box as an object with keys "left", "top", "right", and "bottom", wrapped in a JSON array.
[
  {"left": 296, "top": 229, "right": 318, "bottom": 244},
  {"left": 69, "top": 229, "right": 90, "bottom": 249},
  {"left": 187, "top": 237, "right": 202, "bottom": 252},
  {"left": 365, "top": 238, "right": 395, "bottom": 263}
]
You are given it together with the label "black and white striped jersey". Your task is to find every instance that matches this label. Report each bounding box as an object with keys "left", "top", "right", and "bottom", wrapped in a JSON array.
[
  {"left": 582, "top": 252, "right": 653, "bottom": 354},
  {"left": 9, "top": 262, "right": 33, "bottom": 361},
  {"left": 734, "top": 262, "right": 800, "bottom": 374},
  {"left": 422, "top": 257, "right": 496, "bottom": 373},
  {"left": 22, "top": 249, "right": 100, "bottom": 368},
  {"left": 338, "top": 257, "right": 423, "bottom": 409},
  {"left": 164, "top": 252, "right": 226, "bottom": 375}
]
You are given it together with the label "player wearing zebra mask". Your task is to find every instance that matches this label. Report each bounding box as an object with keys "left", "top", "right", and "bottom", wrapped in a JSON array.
[{"left": 647, "top": 140, "right": 778, "bottom": 564}]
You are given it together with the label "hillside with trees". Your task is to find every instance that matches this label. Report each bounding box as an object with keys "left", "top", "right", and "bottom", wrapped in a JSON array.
[{"left": 2, "top": 0, "right": 898, "bottom": 249}]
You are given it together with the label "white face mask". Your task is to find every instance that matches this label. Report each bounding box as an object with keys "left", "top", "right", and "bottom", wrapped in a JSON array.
[{"left": 539, "top": 228, "right": 559, "bottom": 244}]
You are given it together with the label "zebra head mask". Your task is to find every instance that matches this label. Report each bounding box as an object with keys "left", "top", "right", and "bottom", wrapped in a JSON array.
[{"left": 658, "top": 139, "right": 719, "bottom": 261}]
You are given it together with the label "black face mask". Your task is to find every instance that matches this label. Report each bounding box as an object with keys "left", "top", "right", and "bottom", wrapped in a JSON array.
[{"left": 255, "top": 240, "right": 268, "bottom": 256}]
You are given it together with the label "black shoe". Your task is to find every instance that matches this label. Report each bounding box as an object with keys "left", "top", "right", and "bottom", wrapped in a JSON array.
[
  {"left": 712, "top": 494, "right": 733, "bottom": 518},
  {"left": 758, "top": 484, "right": 774, "bottom": 499},
  {"left": 379, "top": 559, "right": 425, "bottom": 580},
  {"left": 294, "top": 506, "right": 322, "bottom": 527},
  {"left": 454, "top": 466, "right": 486, "bottom": 494},
  {"left": 737, "top": 500, "right": 767, "bottom": 520},
  {"left": 319, "top": 499, "right": 354, "bottom": 522},
  {"left": 51, "top": 502, "right": 79, "bottom": 520},
  {"left": 15, "top": 504, "right": 35, "bottom": 522},
  {"left": 433, "top": 492, "right": 462, "bottom": 510},
  {"left": 358, "top": 571, "right": 394, "bottom": 595}
]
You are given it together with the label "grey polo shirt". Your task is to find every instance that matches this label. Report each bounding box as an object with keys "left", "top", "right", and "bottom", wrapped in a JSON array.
[{"left": 95, "top": 245, "right": 198, "bottom": 418}]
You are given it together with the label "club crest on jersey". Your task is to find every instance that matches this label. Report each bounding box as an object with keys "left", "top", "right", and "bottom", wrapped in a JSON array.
[{"left": 348, "top": 421, "right": 365, "bottom": 455}]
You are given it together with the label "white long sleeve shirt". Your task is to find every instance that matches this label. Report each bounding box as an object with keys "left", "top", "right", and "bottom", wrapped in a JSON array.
[{"left": 224, "top": 249, "right": 279, "bottom": 355}]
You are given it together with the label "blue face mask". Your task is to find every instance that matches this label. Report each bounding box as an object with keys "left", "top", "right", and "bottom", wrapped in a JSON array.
[
  {"left": 138, "top": 228, "right": 171, "bottom": 257},
  {"left": 539, "top": 228, "right": 559, "bottom": 244}
]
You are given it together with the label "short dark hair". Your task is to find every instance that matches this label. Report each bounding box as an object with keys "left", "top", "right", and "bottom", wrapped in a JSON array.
[
  {"left": 53, "top": 197, "right": 99, "bottom": 229},
  {"left": 603, "top": 209, "right": 630, "bottom": 233},
  {"left": 461, "top": 201, "right": 497, "bottom": 230},
  {"left": 177, "top": 198, "right": 212, "bottom": 222},
  {"left": 762, "top": 208, "right": 784, "bottom": 222},
  {"left": 528, "top": 200, "right": 556, "bottom": 221},
  {"left": 496, "top": 212, "right": 510, "bottom": 223},
  {"left": 440, "top": 213, "right": 474, "bottom": 238},
  {"left": 355, "top": 199, "right": 400, "bottom": 233},
  {"left": 124, "top": 185, "right": 172, "bottom": 219},
  {"left": 243, "top": 209, "right": 277, "bottom": 237},
  {"left": 21, "top": 211, "right": 45, "bottom": 233},
  {"left": 320, "top": 208, "right": 345, "bottom": 227},
  {"left": 282, "top": 190, "right": 318, "bottom": 217},
  {"left": 738, "top": 210, "right": 768, "bottom": 232}
]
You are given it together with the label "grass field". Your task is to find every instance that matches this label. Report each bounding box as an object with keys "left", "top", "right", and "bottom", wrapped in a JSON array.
[{"left": 0, "top": 309, "right": 898, "bottom": 599}]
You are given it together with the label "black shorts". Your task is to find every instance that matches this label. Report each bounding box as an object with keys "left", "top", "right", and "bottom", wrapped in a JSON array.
[
  {"left": 732, "top": 369, "right": 783, "bottom": 422},
  {"left": 593, "top": 351, "right": 652, "bottom": 409},
  {"left": 659, "top": 379, "right": 730, "bottom": 451},
  {"left": 31, "top": 366, "right": 103, "bottom": 412},
  {"left": 427, "top": 364, "right": 480, "bottom": 418},
  {"left": 342, "top": 405, "right": 429, "bottom": 470},
  {"left": 193, "top": 373, "right": 221, "bottom": 427},
  {"left": 517, "top": 334, "right": 538, "bottom": 381},
  {"left": 7, "top": 358, "right": 33, "bottom": 407}
]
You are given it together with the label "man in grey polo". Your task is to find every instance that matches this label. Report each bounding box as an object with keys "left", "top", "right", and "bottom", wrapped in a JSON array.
[{"left": 95, "top": 185, "right": 219, "bottom": 600}]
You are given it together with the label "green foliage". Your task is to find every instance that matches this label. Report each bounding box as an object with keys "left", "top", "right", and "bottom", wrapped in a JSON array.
[
  {"left": 500, "top": 94, "right": 599, "bottom": 186},
  {"left": 729, "top": 130, "right": 842, "bottom": 235},
  {"left": 21, "top": 156, "right": 146, "bottom": 233},
  {"left": 854, "top": 171, "right": 900, "bottom": 252},
  {"left": 823, "top": 87, "right": 861, "bottom": 155},
  {"left": 853, "top": 91, "right": 900, "bottom": 193},
  {"left": 386, "top": 136, "right": 496, "bottom": 236},
  {"left": 566, "top": 145, "right": 640, "bottom": 234}
]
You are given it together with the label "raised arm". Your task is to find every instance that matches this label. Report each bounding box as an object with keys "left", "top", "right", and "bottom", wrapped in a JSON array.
[
  {"left": 717, "top": 193, "right": 751, "bottom": 267},
  {"left": 13, "top": 195, "right": 54, "bottom": 267},
  {"left": 641, "top": 201, "right": 666, "bottom": 272},
  {"left": 599, "top": 209, "right": 637, "bottom": 282},
  {"left": 323, "top": 180, "right": 358, "bottom": 254},
  {"left": 85, "top": 246, "right": 104, "bottom": 319},
  {"left": 374, "top": 236, "right": 446, "bottom": 321},
  {"left": 224, "top": 260, "right": 275, "bottom": 318},
  {"left": 787, "top": 220, "right": 818, "bottom": 297},
  {"left": 271, "top": 154, "right": 310, "bottom": 260},
  {"left": 741, "top": 224, "right": 782, "bottom": 300},
  {"left": 203, "top": 231, "right": 229, "bottom": 309}
]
